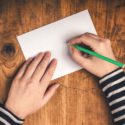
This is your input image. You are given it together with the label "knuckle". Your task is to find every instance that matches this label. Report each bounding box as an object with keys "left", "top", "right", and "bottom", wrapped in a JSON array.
[
  {"left": 99, "top": 41, "right": 105, "bottom": 46},
  {"left": 80, "top": 33, "right": 85, "bottom": 37},
  {"left": 84, "top": 32, "right": 91, "bottom": 37},
  {"left": 105, "top": 39, "right": 111, "bottom": 43},
  {"left": 47, "top": 69, "right": 54, "bottom": 77},
  {"left": 47, "top": 70, "right": 53, "bottom": 76},
  {"left": 84, "top": 32, "right": 89, "bottom": 35},
  {"left": 81, "top": 61, "right": 88, "bottom": 67},
  {"left": 13, "top": 78, "right": 19, "bottom": 83},
  {"left": 38, "top": 64, "right": 46, "bottom": 72},
  {"left": 12, "top": 79, "right": 19, "bottom": 85},
  {"left": 25, "top": 67, "right": 33, "bottom": 74},
  {"left": 37, "top": 65, "right": 43, "bottom": 71},
  {"left": 26, "top": 80, "right": 36, "bottom": 89},
  {"left": 20, "top": 77, "right": 28, "bottom": 84},
  {"left": 28, "top": 78, "right": 34, "bottom": 84},
  {"left": 13, "top": 79, "right": 26, "bottom": 88}
]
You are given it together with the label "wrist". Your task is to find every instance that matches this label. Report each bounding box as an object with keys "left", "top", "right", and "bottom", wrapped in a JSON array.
[
  {"left": 0, "top": 103, "right": 24, "bottom": 124},
  {"left": 100, "top": 67, "right": 123, "bottom": 80},
  {"left": 99, "top": 65, "right": 119, "bottom": 78},
  {"left": 5, "top": 102, "right": 26, "bottom": 120}
]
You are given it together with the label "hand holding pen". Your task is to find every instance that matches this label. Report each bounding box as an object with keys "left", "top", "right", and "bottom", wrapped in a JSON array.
[{"left": 68, "top": 33, "right": 121, "bottom": 77}]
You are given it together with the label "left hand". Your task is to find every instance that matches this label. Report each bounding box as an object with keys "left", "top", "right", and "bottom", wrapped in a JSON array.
[{"left": 5, "top": 51, "right": 59, "bottom": 119}]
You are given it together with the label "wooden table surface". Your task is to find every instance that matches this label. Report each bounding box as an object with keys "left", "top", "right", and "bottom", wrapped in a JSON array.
[{"left": 0, "top": 0, "right": 125, "bottom": 125}]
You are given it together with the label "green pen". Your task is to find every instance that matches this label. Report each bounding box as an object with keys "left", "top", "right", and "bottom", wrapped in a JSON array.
[{"left": 72, "top": 44, "right": 125, "bottom": 68}]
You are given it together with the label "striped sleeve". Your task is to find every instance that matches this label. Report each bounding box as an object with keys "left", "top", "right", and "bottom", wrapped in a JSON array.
[
  {"left": 0, "top": 104, "right": 24, "bottom": 125},
  {"left": 99, "top": 67, "right": 125, "bottom": 125}
]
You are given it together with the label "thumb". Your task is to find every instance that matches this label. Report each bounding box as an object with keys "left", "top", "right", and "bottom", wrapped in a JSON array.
[
  {"left": 68, "top": 45, "right": 92, "bottom": 68},
  {"left": 41, "top": 83, "right": 60, "bottom": 107}
]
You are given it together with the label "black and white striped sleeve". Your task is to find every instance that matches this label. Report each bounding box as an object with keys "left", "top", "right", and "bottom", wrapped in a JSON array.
[
  {"left": 99, "top": 67, "right": 125, "bottom": 125},
  {"left": 0, "top": 104, "right": 24, "bottom": 125}
]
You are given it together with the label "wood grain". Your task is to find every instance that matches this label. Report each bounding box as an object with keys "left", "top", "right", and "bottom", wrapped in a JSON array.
[{"left": 0, "top": 0, "right": 125, "bottom": 125}]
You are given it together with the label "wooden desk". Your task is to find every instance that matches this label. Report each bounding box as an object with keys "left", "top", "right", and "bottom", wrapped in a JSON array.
[{"left": 0, "top": 0, "right": 125, "bottom": 125}]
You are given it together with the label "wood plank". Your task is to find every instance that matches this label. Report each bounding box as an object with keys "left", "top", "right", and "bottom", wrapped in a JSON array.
[{"left": 0, "top": 0, "right": 125, "bottom": 124}]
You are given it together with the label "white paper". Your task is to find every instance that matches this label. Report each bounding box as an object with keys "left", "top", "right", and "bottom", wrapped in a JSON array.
[{"left": 17, "top": 10, "right": 97, "bottom": 80}]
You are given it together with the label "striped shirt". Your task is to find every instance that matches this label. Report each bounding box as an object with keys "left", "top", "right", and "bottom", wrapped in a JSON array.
[
  {"left": 99, "top": 68, "right": 125, "bottom": 125},
  {"left": 0, "top": 104, "right": 24, "bottom": 125},
  {"left": 0, "top": 67, "right": 125, "bottom": 125}
]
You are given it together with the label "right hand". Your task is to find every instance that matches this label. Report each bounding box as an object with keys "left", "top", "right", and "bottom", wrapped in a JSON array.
[{"left": 68, "top": 33, "right": 118, "bottom": 77}]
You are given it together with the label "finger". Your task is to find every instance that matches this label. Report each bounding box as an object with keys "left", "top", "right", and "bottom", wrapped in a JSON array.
[
  {"left": 40, "top": 59, "right": 57, "bottom": 91},
  {"left": 15, "top": 57, "right": 34, "bottom": 79},
  {"left": 68, "top": 33, "right": 100, "bottom": 50},
  {"left": 31, "top": 51, "right": 51, "bottom": 81},
  {"left": 68, "top": 45, "right": 91, "bottom": 67},
  {"left": 41, "top": 84, "right": 60, "bottom": 107},
  {"left": 68, "top": 36, "right": 97, "bottom": 49},
  {"left": 73, "top": 33, "right": 104, "bottom": 40},
  {"left": 22, "top": 52, "right": 44, "bottom": 80},
  {"left": 84, "top": 32, "right": 104, "bottom": 40}
]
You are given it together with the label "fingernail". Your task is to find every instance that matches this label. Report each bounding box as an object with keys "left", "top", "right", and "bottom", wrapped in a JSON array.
[
  {"left": 40, "top": 52, "right": 43, "bottom": 54},
  {"left": 45, "top": 51, "right": 51, "bottom": 55},
  {"left": 53, "top": 58, "right": 57, "bottom": 61},
  {"left": 67, "top": 42, "right": 72, "bottom": 46},
  {"left": 45, "top": 51, "right": 50, "bottom": 53},
  {"left": 28, "top": 56, "right": 34, "bottom": 61},
  {"left": 70, "top": 46, "right": 74, "bottom": 52},
  {"left": 66, "top": 41, "right": 68, "bottom": 44},
  {"left": 36, "top": 52, "right": 41, "bottom": 57},
  {"left": 39, "top": 52, "right": 44, "bottom": 55}
]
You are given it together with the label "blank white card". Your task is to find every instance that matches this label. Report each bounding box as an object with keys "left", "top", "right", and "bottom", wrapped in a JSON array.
[{"left": 17, "top": 10, "right": 97, "bottom": 80}]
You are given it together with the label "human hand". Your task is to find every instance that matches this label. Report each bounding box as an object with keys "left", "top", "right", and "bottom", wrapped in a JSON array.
[
  {"left": 5, "top": 52, "right": 59, "bottom": 119},
  {"left": 68, "top": 33, "right": 118, "bottom": 77}
]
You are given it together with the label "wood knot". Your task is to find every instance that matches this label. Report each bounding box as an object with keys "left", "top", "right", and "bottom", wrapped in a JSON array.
[{"left": 1, "top": 43, "right": 15, "bottom": 58}]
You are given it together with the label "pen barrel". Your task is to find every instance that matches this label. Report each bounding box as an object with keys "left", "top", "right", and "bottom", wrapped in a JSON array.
[{"left": 74, "top": 45, "right": 125, "bottom": 68}]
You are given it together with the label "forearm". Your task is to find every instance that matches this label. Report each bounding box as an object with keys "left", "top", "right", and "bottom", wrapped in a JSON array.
[
  {"left": 0, "top": 104, "right": 24, "bottom": 125},
  {"left": 99, "top": 68, "right": 125, "bottom": 125}
]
